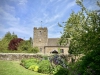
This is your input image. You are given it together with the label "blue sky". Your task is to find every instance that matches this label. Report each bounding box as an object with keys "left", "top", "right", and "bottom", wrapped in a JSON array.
[{"left": 0, "top": 0, "right": 100, "bottom": 40}]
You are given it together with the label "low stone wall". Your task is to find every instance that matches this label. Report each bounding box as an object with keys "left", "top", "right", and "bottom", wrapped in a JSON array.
[
  {"left": 0, "top": 53, "right": 42, "bottom": 61},
  {"left": 0, "top": 53, "right": 80, "bottom": 63}
]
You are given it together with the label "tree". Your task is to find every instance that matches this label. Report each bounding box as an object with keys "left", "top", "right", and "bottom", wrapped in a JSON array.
[
  {"left": 0, "top": 32, "right": 18, "bottom": 51},
  {"left": 31, "top": 47, "right": 39, "bottom": 53},
  {"left": 12, "top": 32, "right": 17, "bottom": 38},
  {"left": 8, "top": 38, "right": 23, "bottom": 50},
  {"left": 18, "top": 40, "right": 32, "bottom": 52},
  {"left": 59, "top": 0, "right": 100, "bottom": 55},
  {"left": 29, "top": 37, "right": 33, "bottom": 46},
  {"left": 59, "top": 0, "right": 100, "bottom": 75}
]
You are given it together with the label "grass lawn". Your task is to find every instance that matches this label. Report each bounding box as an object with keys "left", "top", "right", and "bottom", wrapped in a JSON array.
[{"left": 0, "top": 60, "right": 48, "bottom": 75}]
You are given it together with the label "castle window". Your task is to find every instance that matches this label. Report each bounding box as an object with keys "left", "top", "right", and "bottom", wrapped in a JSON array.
[
  {"left": 40, "top": 48, "right": 42, "bottom": 52},
  {"left": 60, "top": 49, "right": 64, "bottom": 53},
  {"left": 39, "top": 31, "right": 42, "bottom": 35}
]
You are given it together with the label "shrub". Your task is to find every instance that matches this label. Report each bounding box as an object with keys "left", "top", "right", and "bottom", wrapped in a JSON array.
[
  {"left": 21, "top": 58, "right": 69, "bottom": 74},
  {"left": 8, "top": 38, "right": 23, "bottom": 50},
  {"left": 42, "top": 55, "right": 48, "bottom": 60},
  {"left": 20, "top": 59, "right": 38, "bottom": 69},
  {"left": 30, "top": 47, "right": 39, "bottom": 53},
  {"left": 21, "top": 58, "right": 51, "bottom": 74},
  {"left": 28, "top": 65, "right": 35, "bottom": 71},
  {"left": 54, "top": 67, "right": 68, "bottom": 75},
  {"left": 68, "top": 49, "right": 100, "bottom": 75},
  {"left": 38, "top": 60, "right": 51, "bottom": 74},
  {"left": 68, "top": 61, "right": 83, "bottom": 75},
  {"left": 28, "top": 65, "right": 39, "bottom": 72},
  {"left": 34, "top": 65, "right": 39, "bottom": 72},
  {"left": 52, "top": 65, "right": 62, "bottom": 74}
]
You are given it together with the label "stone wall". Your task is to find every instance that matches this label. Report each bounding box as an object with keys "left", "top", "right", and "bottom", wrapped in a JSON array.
[
  {"left": 44, "top": 46, "right": 69, "bottom": 55},
  {"left": 0, "top": 53, "right": 82, "bottom": 63},
  {"left": 33, "top": 27, "right": 48, "bottom": 52},
  {"left": 0, "top": 53, "right": 42, "bottom": 61}
]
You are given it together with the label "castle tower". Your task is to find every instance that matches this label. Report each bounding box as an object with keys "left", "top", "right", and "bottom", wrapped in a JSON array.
[{"left": 33, "top": 27, "right": 48, "bottom": 53}]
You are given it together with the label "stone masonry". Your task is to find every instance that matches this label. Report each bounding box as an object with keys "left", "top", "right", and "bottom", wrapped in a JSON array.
[{"left": 33, "top": 27, "right": 69, "bottom": 55}]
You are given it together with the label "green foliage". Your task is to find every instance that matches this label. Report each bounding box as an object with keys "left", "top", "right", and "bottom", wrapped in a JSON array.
[
  {"left": 59, "top": 0, "right": 100, "bottom": 56},
  {"left": 0, "top": 32, "right": 17, "bottom": 52},
  {"left": 81, "top": 49, "right": 100, "bottom": 75},
  {"left": 28, "top": 65, "right": 35, "bottom": 70},
  {"left": 21, "top": 57, "right": 69, "bottom": 74},
  {"left": 18, "top": 40, "right": 39, "bottom": 53},
  {"left": 68, "top": 49, "right": 100, "bottom": 75},
  {"left": 21, "top": 58, "right": 51, "bottom": 74},
  {"left": 68, "top": 60, "right": 82, "bottom": 75},
  {"left": 42, "top": 55, "right": 48, "bottom": 60},
  {"left": 31, "top": 46, "right": 39, "bottom": 53},
  {"left": 18, "top": 41, "right": 39, "bottom": 53},
  {"left": 38, "top": 60, "right": 51, "bottom": 74},
  {"left": 0, "top": 32, "right": 34, "bottom": 53},
  {"left": 21, "top": 58, "right": 49, "bottom": 74},
  {"left": 59, "top": 0, "right": 100, "bottom": 75},
  {"left": 18, "top": 40, "right": 32, "bottom": 52},
  {"left": 28, "top": 65, "right": 39, "bottom": 72},
  {"left": 8, "top": 38, "right": 23, "bottom": 50},
  {"left": 21, "top": 59, "right": 39, "bottom": 69},
  {"left": 97, "top": 1, "right": 100, "bottom": 7},
  {"left": 54, "top": 67, "right": 68, "bottom": 75},
  {"left": 57, "top": 48, "right": 60, "bottom": 54},
  {"left": 51, "top": 65, "right": 67, "bottom": 75}
]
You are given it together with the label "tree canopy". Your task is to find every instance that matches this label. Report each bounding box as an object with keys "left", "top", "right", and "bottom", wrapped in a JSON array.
[
  {"left": 59, "top": 0, "right": 100, "bottom": 75},
  {"left": 59, "top": 0, "right": 100, "bottom": 55}
]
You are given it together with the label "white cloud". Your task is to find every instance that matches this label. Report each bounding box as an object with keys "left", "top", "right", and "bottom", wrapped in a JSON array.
[
  {"left": 0, "top": 0, "right": 80, "bottom": 40},
  {"left": 0, "top": 7, "right": 20, "bottom": 26},
  {"left": 46, "top": 0, "right": 76, "bottom": 29},
  {"left": 9, "top": 0, "right": 28, "bottom": 13},
  {"left": 45, "top": 14, "right": 60, "bottom": 23},
  {"left": 18, "top": 0, "right": 28, "bottom": 6},
  {"left": 83, "top": 0, "right": 100, "bottom": 10},
  {"left": 3, "top": 4, "right": 15, "bottom": 14},
  {"left": 10, "top": 0, "right": 28, "bottom": 6},
  {"left": 0, "top": 6, "right": 32, "bottom": 39}
]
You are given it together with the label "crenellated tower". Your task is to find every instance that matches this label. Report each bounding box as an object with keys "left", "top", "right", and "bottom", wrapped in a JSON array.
[{"left": 33, "top": 27, "right": 48, "bottom": 53}]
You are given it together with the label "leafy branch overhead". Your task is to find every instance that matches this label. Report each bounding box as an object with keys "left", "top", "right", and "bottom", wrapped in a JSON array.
[{"left": 59, "top": 0, "right": 100, "bottom": 55}]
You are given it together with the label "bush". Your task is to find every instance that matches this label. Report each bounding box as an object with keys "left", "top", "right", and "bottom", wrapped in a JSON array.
[
  {"left": 52, "top": 65, "right": 62, "bottom": 74},
  {"left": 20, "top": 58, "right": 38, "bottom": 69},
  {"left": 8, "top": 38, "right": 23, "bottom": 50},
  {"left": 21, "top": 58, "right": 51, "bottom": 74},
  {"left": 30, "top": 47, "right": 39, "bottom": 53},
  {"left": 21, "top": 58, "right": 51, "bottom": 73},
  {"left": 68, "top": 49, "right": 100, "bottom": 75},
  {"left": 21, "top": 57, "right": 69, "bottom": 74},
  {"left": 80, "top": 49, "right": 100, "bottom": 75},
  {"left": 38, "top": 60, "right": 51, "bottom": 74},
  {"left": 54, "top": 67, "right": 68, "bottom": 75},
  {"left": 68, "top": 60, "right": 83, "bottom": 75},
  {"left": 28, "top": 65, "right": 39, "bottom": 72}
]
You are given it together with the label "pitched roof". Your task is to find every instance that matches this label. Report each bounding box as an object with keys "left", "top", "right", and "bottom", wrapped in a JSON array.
[{"left": 47, "top": 38, "right": 60, "bottom": 46}]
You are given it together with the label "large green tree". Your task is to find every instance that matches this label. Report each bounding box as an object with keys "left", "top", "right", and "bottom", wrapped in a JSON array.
[
  {"left": 0, "top": 32, "right": 17, "bottom": 51},
  {"left": 59, "top": 0, "right": 100, "bottom": 75},
  {"left": 59, "top": 0, "right": 100, "bottom": 56}
]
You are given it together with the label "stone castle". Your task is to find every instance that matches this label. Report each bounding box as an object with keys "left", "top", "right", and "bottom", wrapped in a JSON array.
[{"left": 33, "top": 27, "right": 69, "bottom": 55}]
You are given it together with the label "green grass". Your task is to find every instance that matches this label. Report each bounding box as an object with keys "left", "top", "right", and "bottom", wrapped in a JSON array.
[{"left": 0, "top": 60, "right": 48, "bottom": 75}]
